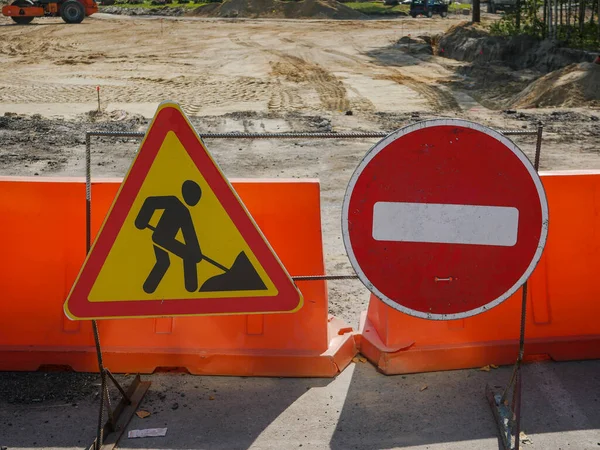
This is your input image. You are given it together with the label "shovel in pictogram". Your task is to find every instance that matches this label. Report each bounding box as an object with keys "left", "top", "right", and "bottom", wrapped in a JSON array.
[
  {"left": 144, "top": 224, "right": 266, "bottom": 293},
  {"left": 200, "top": 251, "right": 267, "bottom": 292}
]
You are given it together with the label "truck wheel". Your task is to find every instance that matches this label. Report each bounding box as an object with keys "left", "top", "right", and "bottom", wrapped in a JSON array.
[
  {"left": 60, "top": 0, "right": 85, "bottom": 23},
  {"left": 426, "top": 10, "right": 433, "bottom": 17},
  {"left": 441, "top": 10, "right": 448, "bottom": 17},
  {"left": 410, "top": 12, "right": 417, "bottom": 17},
  {"left": 11, "top": 0, "right": 34, "bottom": 24}
]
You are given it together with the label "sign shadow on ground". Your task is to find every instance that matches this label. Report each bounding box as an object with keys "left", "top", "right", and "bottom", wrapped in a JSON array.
[{"left": 329, "top": 360, "right": 600, "bottom": 449}]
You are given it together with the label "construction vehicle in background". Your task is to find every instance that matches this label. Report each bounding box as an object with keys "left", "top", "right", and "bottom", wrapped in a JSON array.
[
  {"left": 2, "top": 0, "right": 98, "bottom": 24},
  {"left": 487, "top": 0, "right": 516, "bottom": 13},
  {"left": 409, "top": 0, "right": 449, "bottom": 17}
]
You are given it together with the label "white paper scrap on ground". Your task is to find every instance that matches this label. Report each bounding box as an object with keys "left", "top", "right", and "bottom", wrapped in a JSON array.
[{"left": 128, "top": 428, "right": 168, "bottom": 439}]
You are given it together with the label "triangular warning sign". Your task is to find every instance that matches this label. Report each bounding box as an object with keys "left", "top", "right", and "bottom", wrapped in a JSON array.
[{"left": 64, "top": 102, "right": 303, "bottom": 320}]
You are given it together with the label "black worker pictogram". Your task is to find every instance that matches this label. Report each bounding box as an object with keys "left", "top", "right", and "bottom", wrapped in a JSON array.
[{"left": 135, "top": 180, "right": 267, "bottom": 294}]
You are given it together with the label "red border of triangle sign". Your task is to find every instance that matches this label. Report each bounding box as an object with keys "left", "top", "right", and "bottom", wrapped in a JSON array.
[{"left": 64, "top": 102, "right": 303, "bottom": 320}]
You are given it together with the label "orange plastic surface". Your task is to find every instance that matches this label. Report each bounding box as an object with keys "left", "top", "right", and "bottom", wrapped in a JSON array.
[
  {"left": 83, "top": 0, "right": 98, "bottom": 16},
  {"left": 2, "top": 5, "right": 44, "bottom": 16},
  {"left": 359, "top": 170, "right": 600, "bottom": 374},
  {"left": 0, "top": 177, "right": 356, "bottom": 376}
]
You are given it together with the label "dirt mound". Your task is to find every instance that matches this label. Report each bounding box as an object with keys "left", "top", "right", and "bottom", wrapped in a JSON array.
[
  {"left": 192, "top": 0, "right": 366, "bottom": 19},
  {"left": 511, "top": 62, "right": 600, "bottom": 108},
  {"left": 436, "top": 22, "right": 598, "bottom": 109},
  {"left": 438, "top": 22, "right": 595, "bottom": 73}
]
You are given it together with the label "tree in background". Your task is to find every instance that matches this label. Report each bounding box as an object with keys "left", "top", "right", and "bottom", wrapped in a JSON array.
[
  {"left": 488, "top": 0, "right": 599, "bottom": 49},
  {"left": 473, "top": 0, "right": 481, "bottom": 21}
]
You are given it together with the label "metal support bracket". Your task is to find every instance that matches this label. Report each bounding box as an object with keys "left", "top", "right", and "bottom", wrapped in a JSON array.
[
  {"left": 85, "top": 138, "right": 151, "bottom": 450},
  {"left": 82, "top": 123, "right": 543, "bottom": 450},
  {"left": 486, "top": 368, "right": 522, "bottom": 450},
  {"left": 87, "top": 374, "right": 151, "bottom": 450}
]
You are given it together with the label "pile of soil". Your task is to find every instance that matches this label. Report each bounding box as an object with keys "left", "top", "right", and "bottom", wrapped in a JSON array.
[
  {"left": 438, "top": 22, "right": 595, "bottom": 73},
  {"left": 511, "top": 62, "right": 600, "bottom": 108},
  {"left": 192, "top": 0, "right": 366, "bottom": 19},
  {"left": 395, "top": 35, "right": 433, "bottom": 54},
  {"left": 0, "top": 111, "right": 147, "bottom": 154},
  {"left": 437, "top": 22, "right": 599, "bottom": 108}
]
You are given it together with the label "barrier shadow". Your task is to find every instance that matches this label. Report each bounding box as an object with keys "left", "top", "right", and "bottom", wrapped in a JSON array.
[
  {"left": 330, "top": 359, "right": 600, "bottom": 449},
  {"left": 0, "top": 371, "right": 333, "bottom": 449}
]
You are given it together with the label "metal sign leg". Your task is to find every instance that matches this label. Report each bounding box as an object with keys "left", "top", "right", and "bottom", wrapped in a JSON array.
[
  {"left": 486, "top": 124, "right": 543, "bottom": 450},
  {"left": 85, "top": 135, "right": 151, "bottom": 450},
  {"left": 486, "top": 283, "right": 527, "bottom": 450}
]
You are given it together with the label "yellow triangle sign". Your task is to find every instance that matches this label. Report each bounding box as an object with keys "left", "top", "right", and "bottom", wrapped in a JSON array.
[{"left": 65, "top": 102, "right": 303, "bottom": 319}]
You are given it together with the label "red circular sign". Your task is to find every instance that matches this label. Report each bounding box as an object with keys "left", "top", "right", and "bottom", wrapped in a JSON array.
[{"left": 342, "top": 120, "right": 548, "bottom": 320}]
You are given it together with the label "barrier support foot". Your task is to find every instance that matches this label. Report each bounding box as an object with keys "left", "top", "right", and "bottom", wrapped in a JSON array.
[
  {"left": 87, "top": 373, "right": 151, "bottom": 450},
  {"left": 487, "top": 278, "right": 526, "bottom": 450},
  {"left": 486, "top": 368, "right": 522, "bottom": 450}
]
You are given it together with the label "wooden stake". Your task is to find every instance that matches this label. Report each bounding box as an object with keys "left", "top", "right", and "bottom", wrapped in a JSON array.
[{"left": 96, "top": 86, "right": 101, "bottom": 113}]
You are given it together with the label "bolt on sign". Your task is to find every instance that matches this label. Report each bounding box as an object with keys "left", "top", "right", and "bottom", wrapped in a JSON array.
[
  {"left": 64, "top": 102, "right": 302, "bottom": 320},
  {"left": 342, "top": 119, "right": 548, "bottom": 320}
]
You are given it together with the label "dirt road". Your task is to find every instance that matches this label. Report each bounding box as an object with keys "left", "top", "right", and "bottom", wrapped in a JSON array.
[
  {"left": 0, "top": 14, "right": 467, "bottom": 117},
  {"left": 1, "top": 14, "right": 599, "bottom": 326}
]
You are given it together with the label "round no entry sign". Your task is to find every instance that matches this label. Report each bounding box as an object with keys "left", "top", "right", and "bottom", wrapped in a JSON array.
[{"left": 342, "top": 119, "right": 549, "bottom": 320}]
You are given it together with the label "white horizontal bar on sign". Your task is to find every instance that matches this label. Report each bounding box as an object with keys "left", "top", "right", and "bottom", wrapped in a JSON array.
[{"left": 372, "top": 202, "right": 519, "bottom": 247}]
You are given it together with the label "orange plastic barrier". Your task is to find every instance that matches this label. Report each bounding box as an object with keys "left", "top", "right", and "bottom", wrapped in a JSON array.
[
  {"left": 0, "top": 177, "right": 356, "bottom": 377},
  {"left": 359, "top": 170, "right": 600, "bottom": 374}
]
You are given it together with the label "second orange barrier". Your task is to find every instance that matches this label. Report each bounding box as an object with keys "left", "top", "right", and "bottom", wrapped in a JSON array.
[{"left": 358, "top": 170, "right": 600, "bottom": 374}]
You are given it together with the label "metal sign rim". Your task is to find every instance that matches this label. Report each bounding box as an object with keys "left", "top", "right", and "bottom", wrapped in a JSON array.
[{"left": 341, "top": 118, "right": 549, "bottom": 320}]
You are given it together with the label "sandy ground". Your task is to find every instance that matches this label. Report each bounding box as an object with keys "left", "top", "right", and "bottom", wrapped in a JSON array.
[
  {"left": 1, "top": 12, "right": 600, "bottom": 450},
  {"left": 0, "top": 14, "right": 467, "bottom": 118},
  {"left": 1, "top": 13, "right": 599, "bottom": 324}
]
